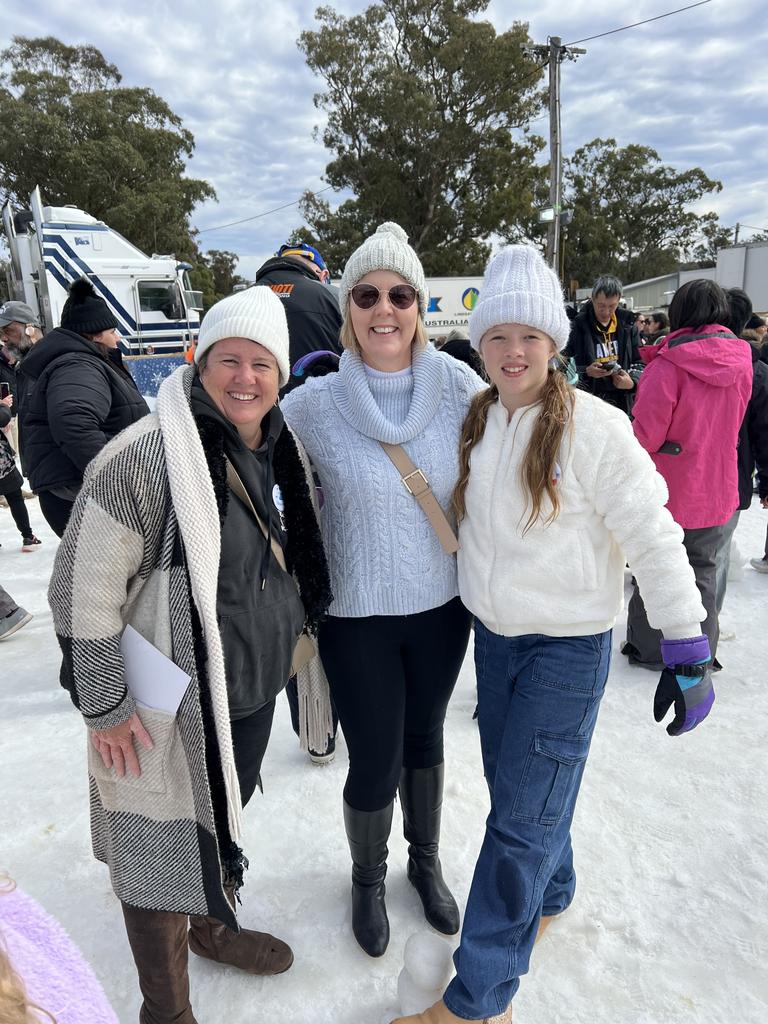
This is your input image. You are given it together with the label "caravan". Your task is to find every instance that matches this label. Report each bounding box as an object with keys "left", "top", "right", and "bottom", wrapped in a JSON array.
[{"left": 2, "top": 187, "right": 202, "bottom": 357}]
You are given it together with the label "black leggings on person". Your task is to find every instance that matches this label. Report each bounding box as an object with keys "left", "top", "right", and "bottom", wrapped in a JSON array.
[
  {"left": 318, "top": 597, "right": 472, "bottom": 812},
  {"left": 230, "top": 698, "right": 277, "bottom": 806},
  {"left": 4, "top": 488, "right": 31, "bottom": 540}
]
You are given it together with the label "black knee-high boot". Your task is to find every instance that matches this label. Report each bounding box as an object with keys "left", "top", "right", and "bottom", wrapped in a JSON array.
[
  {"left": 399, "top": 764, "right": 460, "bottom": 935},
  {"left": 343, "top": 799, "right": 393, "bottom": 957}
]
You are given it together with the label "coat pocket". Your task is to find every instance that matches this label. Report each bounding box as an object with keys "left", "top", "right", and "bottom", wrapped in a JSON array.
[
  {"left": 511, "top": 730, "right": 591, "bottom": 826},
  {"left": 88, "top": 705, "right": 178, "bottom": 795}
]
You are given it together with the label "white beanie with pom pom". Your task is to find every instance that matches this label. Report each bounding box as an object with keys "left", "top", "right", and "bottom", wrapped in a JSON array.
[{"left": 339, "top": 222, "right": 428, "bottom": 317}]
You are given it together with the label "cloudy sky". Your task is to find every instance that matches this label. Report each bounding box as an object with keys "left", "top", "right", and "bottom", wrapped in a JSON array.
[{"left": 3, "top": 0, "right": 767, "bottom": 280}]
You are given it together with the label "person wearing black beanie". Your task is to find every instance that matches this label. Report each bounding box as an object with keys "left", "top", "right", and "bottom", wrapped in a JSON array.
[
  {"left": 60, "top": 277, "right": 120, "bottom": 335},
  {"left": 17, "top": 278, "right": 149, "bottom": 535}
]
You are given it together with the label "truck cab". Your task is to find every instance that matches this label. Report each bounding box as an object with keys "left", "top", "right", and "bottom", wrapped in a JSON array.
[{"left": 1, "top": 187, "right": 202, "bottom": 357}]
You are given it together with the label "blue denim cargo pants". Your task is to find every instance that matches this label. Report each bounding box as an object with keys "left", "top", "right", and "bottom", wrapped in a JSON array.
[{"left": 444, "top": 622, "right": 612, "bottom": 1020}]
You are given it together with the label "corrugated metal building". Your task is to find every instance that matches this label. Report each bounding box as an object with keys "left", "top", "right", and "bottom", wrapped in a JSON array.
[{"left": 622, "top": 241, "right": 768, "bottom": 312}]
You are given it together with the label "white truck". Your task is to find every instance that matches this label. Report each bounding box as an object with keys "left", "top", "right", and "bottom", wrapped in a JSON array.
[{"left": 1, "top": 186, "right": 202, "bottom": 356}]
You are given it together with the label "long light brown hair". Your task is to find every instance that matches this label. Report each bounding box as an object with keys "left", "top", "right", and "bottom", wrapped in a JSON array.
[{"left": 452, "top": 366, "right": 575, "bottom": 533}]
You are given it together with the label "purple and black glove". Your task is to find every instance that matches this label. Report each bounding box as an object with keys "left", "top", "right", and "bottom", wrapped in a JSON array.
[{"left": 655, "top": 636, "right": 715, "bottom": 736}]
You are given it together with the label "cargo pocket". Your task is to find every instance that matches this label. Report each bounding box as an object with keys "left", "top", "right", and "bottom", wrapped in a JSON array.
[
  {"left": 88, "top": 706, "right": 178, "bottom": 795},
  {"left": 511, "top": 730, "right": 591, "bottom": 826}
]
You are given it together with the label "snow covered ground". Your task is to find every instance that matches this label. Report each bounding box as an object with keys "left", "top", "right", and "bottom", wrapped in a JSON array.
[{"left": 1, "top": 499, "right": 767, "bottom": 1024}]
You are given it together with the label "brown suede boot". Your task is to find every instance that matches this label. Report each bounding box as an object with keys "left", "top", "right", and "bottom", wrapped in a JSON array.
[
  {"left": 188, "top": 884, "right": 293, "bottom": 975},
  {"left": 390, "top": 999, "right": 512, "bottom": 1023},
  {"left": 121, "top": 901, "right": 198, "bottom": 1024}
]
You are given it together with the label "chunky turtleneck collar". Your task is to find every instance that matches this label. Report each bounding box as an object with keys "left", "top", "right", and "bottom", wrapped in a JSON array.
[{"left": 329, "top": 344, "right": 446, "bottom": 443}]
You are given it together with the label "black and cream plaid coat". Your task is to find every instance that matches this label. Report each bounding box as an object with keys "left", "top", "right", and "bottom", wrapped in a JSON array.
[{"left": 48, "top": 365, "right": 329, "bottom": 927}]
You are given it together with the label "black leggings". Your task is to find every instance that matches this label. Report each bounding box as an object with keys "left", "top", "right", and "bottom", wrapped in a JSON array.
[
  {"left": 4, "top": 488, "right": 31, "bottom": 539},
  {"left": 230, "top": 699, "right": 277, "bottom": 807},
  {"left": 318, "top": 597, "right": 472, "bottom": 812}
]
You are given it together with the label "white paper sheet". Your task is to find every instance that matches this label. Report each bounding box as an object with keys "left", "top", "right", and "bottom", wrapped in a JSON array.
[{"left": 120, "top": 624, "right": 191, "bottom": 714}]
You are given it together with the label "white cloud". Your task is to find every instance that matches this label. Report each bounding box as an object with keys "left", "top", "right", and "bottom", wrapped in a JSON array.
[{"left": 3, "top": 0, "right": 767, "bottom": 278}]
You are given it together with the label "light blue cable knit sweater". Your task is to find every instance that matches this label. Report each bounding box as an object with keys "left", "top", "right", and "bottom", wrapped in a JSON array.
[{"left": 281, "top": 345, "right": 485, "bottom": 616}]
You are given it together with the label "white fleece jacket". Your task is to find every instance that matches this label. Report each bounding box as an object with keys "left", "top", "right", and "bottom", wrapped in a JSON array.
[{"left": 458, "top": 390, "right": 706, "bottom": 639}]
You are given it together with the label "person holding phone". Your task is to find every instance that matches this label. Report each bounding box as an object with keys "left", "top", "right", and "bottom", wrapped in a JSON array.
[
  {"left": 562, "top": 277, "right": 643, "bottom": 415},
  {"left": 0, "top": 303, "right": 44, "bottom": 460}
]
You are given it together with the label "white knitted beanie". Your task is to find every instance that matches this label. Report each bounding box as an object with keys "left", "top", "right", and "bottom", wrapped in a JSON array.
[
  {"left": 339, "top": 222, "right": 428, "bottom": 317},
  {"left": 194, "top": 286, "right": 290, "bottom": 386},
  {"left": 469, "top": 245, "right": 571, "bottom": 352}
]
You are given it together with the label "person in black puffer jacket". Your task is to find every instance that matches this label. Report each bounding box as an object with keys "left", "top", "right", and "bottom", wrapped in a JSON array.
[{"left": 18, "top": 278, "right": 149, "bottom": 536}]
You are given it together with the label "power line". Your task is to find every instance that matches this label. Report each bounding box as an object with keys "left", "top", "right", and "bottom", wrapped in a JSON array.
[
  {"left": 739, "top": 223, "right": 768, "bottom": 233},
  {"left": 197, "top": 184, "right": 334, "bottom": 234},
  {"left": 565, "top": 0, "right": 712, "bottom": 46},
  {"left": 198, "top": 58, "right": 550, "bottom": 236}
]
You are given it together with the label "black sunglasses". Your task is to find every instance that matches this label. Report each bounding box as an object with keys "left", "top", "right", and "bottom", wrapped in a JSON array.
[{"left": 350, "top": 283, "right": 418, "bottom": 310}]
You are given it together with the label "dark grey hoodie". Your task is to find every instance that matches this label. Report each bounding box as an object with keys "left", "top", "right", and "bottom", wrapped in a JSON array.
[{"left": 191, "top": 381, "right": 305, "bottom": 719}]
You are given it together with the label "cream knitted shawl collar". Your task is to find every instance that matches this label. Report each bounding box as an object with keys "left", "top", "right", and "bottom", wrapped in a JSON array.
[
  {"left": 329, "top": 344, "right": 447, "bottom": 443},
  {"left": 156, "top": 364, "right": 242, "bottom": 843}
]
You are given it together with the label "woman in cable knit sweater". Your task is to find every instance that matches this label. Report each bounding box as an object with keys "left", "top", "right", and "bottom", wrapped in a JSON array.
[
  {"left": 392, "top": 246, "right": 716, "bottom": 1024},
  {"left": 281, "top": 223, "right": 484, "bottom": 958}
]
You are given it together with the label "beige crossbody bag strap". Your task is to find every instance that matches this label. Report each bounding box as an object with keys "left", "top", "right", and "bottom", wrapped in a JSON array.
[
  {"left": 379, "top": 442, "right": 459, "bottom": 556},
  {"left": 226, "top": 459, "right": 287, "bottom": 572},
  {"left": 225, "top": 459, "right": 315, "bottom": 675}
]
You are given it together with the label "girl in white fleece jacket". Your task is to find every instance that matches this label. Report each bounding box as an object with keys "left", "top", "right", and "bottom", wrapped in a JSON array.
[{"left": 392, "top": 246, "right": 716, "bottom": 1024}]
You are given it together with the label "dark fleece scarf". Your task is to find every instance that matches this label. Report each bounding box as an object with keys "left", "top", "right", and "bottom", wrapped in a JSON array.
[{"left": 192, "top": 408, "right": 332, "bottom": 635}]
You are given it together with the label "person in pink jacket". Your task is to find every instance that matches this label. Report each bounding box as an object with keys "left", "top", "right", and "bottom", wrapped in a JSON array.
[{"left": 623, "top": 278, "right": 753, "bottom": 669}]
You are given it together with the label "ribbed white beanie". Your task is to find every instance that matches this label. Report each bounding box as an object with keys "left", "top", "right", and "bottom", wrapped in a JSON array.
[
  {"left": 194, "top": 286, "right": 290, "bottom": 386},
  {"left": 339, "top": 222, "right": 428, "bottom": 317},
  {"left": 469, "top": 245, "right": 571, "bottom": 352}
]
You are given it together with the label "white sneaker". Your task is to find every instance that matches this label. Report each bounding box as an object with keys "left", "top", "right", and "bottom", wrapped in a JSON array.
[
  {"left": 308, "top": 734, "right": 336, "bottom": 765},
  {"left": 309, "top": 748, "right": 335, "bottom": 766},
  {"left": 750, "top": 557, "right": 768, "bottom": 574}
]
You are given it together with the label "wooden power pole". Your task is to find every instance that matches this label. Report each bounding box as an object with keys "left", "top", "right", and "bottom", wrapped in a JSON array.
[{"left": 527, "top": 36, "right": 586, "bottom": 272}]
